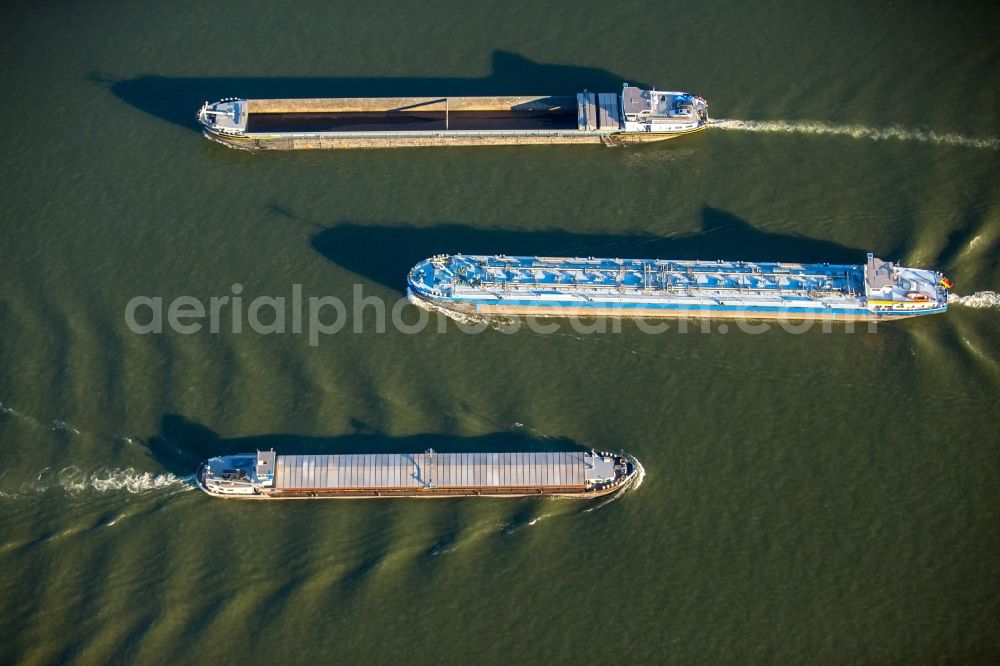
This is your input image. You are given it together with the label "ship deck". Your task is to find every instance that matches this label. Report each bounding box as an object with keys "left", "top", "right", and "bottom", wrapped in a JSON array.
[
  {"left": 246, "top": 110, "right": 578, "bottom": 133},
  {"left": 241, "top": 95, "right": 579, "bottom": 134},
  {"left": 200, "top": 90, "right": 710, "bottom": 150},
  {"left": 416, "top": 255, "right": 865, "bottom": 300},
  {"left": 197, "top": 449, "right": 636, "bottom": 498},
  {"left": 273, "top": 451, "right": 599, "bottom": 491}
]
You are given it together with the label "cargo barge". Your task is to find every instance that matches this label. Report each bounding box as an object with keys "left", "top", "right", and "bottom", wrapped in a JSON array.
[
  {"left": 197, "top": 85, "right": 707, "bottom": 151},
  {"left": 407, "top": 253, "right": 952, "bottom": 322},
  {"left": 196, "top": 449, "right": 639, "bottom": 499}
]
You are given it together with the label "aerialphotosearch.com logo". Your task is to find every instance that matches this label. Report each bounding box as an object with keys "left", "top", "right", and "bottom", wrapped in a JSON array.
[{"left": 123, "top": 283, "right": 878, "bottom": 345}]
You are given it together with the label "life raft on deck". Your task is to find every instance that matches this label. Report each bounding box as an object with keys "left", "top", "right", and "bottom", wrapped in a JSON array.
[{"left": 905, "top": 291, "right": 930, "bottom": 302}]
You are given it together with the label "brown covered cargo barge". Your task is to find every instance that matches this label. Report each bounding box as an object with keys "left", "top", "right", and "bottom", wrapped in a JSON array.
[
  {"left": 196, "top": 448, "right": 640, "bottom": 499},
  {"left": 197, "top": 85, "right": 708, "bottom": 151}
]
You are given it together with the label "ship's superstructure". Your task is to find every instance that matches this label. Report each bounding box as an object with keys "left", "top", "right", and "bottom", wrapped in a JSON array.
[
  {"left": 197, "top": 449, "right": 638, "bottom": 499},
  {"left": 407, "top": 253, "right": 950, "bottom": 322},
  {"left": 196, "top": 85, "right": 707, "bottom": 151}
]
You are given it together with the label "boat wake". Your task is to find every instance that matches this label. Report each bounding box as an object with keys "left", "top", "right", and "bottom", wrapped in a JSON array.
[
  {"left": 584, "top": 456, "right": 645, "bottom": 513},
  {"left": 408, "top": 292, "right": 517, "bottom": 331},
  {"left": 58, "top": 467, "right": 194, "bottom": 495},
  {"left": 0, "top": 401, "right": 145, "bottom": 450},
  {"left": 50, "top": 420, "right": 82, "bottom": 435},
  {"left": 709, "top": 119, "right": 1000, "bottom": 151},
  {"left": 2, "top": 467, "right": 194, "bottom": 499},
  {"left": 628, "top": 457, "right": 646, "bottom": 493},
  {"left": 583, "top": 492, "right": 620, "bottom": 513},
  {"left": 501, "top": 512, "right": 555, "bottom": 535},
  {"left": 409, "top": 292, "right": 491, "bottom": 327},
  {"left": 433, "top": 459, "right": 647, "bottom": 546},
  {"left": 949, "top": 291, "right": 1000, "bottom": 309}
]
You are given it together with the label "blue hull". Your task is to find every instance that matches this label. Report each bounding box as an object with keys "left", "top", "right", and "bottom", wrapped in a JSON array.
[{"left": 407, "top": 254, "right": 951, "bottom": 322}]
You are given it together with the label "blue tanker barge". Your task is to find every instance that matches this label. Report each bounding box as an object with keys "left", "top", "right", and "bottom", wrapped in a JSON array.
[{"left": 407, "top": 253, "right": 951, "bottom": 322}]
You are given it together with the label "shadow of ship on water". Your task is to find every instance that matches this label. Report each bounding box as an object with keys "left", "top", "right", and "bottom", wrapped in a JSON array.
[
  {"left": 308, "top": 206, "right": 879, "bottom": 294},
  {"left": 145, "top": 414, "right": 586, "bottom": 477},
  {"left": 97, "top": 51, "right": 650, "bottom": 132}
]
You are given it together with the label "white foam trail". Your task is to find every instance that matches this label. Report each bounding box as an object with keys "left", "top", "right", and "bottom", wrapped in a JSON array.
[
  {"left": 408, "top": 292, "right": 517, "bottom": 331},
  {"left": 526, "top": 513, "right": 552, "bottom": 527},
  {"left": 628, "top": 458, "right": 646, "bottom": 493},
  {"left": 584, "top": 457, "right": 645, "bottom": 513},
  {"left": 501, "top": 511, "right": 556, "bottom": 535},
  {"left": 409, "top": 291, "right": 488, "bottom": 326},
  {"left": 960, "top": 336, "right": 991, "bottom": 364},
  {"left": 949, "top": 292, "right": 1000, "bottom": 309},
  {"left": 710, "top": 119, "right": 1000, "bottom": 151},
  {"left": 57, "top": 467, "right": 193, "bottom": 495}
]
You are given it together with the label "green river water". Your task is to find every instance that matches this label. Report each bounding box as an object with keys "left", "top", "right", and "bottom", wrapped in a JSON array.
[{"left": 1, "top": 0, "right": 999, "bottom": 663}]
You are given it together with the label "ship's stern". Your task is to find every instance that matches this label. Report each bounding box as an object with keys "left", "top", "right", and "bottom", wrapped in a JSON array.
[
  {"left": 862, "top": 254, "right": 951, "bottom": 318},
  {"left": 196, "top": 450, "right": 275, "bottom": 498},
  {"left": 619, "top": 85, "right": 709, "bottom": 135},
  {"left": 197, "top": 99, "right": 249, "bottom": 138}
]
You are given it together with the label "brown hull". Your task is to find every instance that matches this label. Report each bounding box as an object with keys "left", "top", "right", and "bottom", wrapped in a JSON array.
[
  {"left": 203, "top": 129, "right": 687, "bottom": 152},
  {"left": 196, "top": 480, "right": 629, "bottom": 500},
  {"left": 195, "top": 452, "right": 641, "bottom": 500}
]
